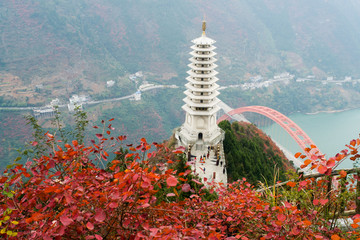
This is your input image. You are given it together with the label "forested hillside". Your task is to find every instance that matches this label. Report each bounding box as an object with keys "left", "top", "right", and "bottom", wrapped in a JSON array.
[{"left": 219, "top": 120, "right": 293, "bottom": 184}]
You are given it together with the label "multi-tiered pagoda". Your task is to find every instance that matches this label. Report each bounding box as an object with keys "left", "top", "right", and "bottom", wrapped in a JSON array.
[{"left": 176, "top": 20, "right": 224, "bottom": 148}]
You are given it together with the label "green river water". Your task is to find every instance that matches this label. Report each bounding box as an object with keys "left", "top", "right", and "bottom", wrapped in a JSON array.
[{"left": 261, "top": 108, "right": 360, "bottom": 169}]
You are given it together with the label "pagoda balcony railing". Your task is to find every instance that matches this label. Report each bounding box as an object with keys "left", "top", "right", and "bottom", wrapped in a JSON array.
[
  {"left": 182, "top": 105, "right": 220, "bottom": 116},
  {"left": 188, "top": 63, "right": 218, "bottom": 71},
  {"left": 191, "top": 45, "right": 216, "bottom": 51},
  {"left": 190, "top": 51, "right": 216, "bottom": 58},
  {"left": 184, "top": 90, "right": 220, "bottom": 99},
  {"left": 190, "top": 57, "right": 217, "bottom": 64},
  {"left": 185, "top": 83, "right": 219, "bottom": 92}
]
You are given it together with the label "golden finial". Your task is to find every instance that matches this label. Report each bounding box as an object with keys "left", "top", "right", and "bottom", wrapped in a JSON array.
[{"left": 202, "top": 19, "right": 206, "bottom": 35}]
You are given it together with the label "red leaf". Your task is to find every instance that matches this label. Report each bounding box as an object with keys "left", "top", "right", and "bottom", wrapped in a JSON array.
[
  {"left": 86, "top": 222, "right": 94, "bottom": 230},
  {"left": 286, "top": 181, "right": 296, "bottom": 188},
  {"left": 44, "top": 186, "right": 58, "bottom": 193},
  {"left": 294, "top": 152, "right": 301, "bottom": 158},
  {"left": 277, "top": 213, "right": 286, "bottom": 222},
  {"left": 0, "top": 177, "right": 8, "bottom": 183},
  {"left": 303, "top": 220, "right": 312, "bottom": 226},
  {"left": 326, "top": 159, "right": 335, "bottom": 168},
  {"left": 319, "top": 199, "right": 328, "bottom": 205},
  {"left": 31, "top": 141, "right": 38, "bottom": 146},
  {"left": 125, "top": 153, "right": 134, "bottom": 159},
  {"left": 351, "top": 223, "right": 359, "bottom": 229},
  {"left": 96, "top": 134, "right": 103, "bottom": 139},
  {"left": 350, "top": 139, "right": 356, "bottom": 147},
  {"left": 191, "top": 179, "right": 202, "bottom": 185},
  {"left": 167, "top": 193, "right": 176, "bottom": 197},
  {"left": 109, "top": 202, "right": 118, "bottom": 209},
  {"left": 109, "top": 118, "right": 115, "bottom": 121},
  {"left": 95, "top": 209, "right": 106, "bottom": 223},
  {"left": 313, "top": 199, "right": 319, "bottom": 206},
  {"left": 291, "top": 226, "right": 300, "bottom": 236},
  {"left": 318, "top": 165, "right": 327, "bottom": 174},
  {"left": 60, "top": 214, "right": 73, "bottom": 226},
  {"left": 299, "top": 180, "right": 308, "bottom": 187},
  {"left": 331, "top": 234, "right": 341, "bottom": 240},
  {"left": 182, "top": 183, "right": 191, "bottom": 192},
  {"left": 172, "top": 150, "right": 183, "bottom": 154},
  {"left": 339, "top": 170, "right": 347, "bottom": 178},
  {"left": 46, "top": 132, "right": 54, "bottom": 138},
  {"left": 95, "top": 235, "right": 103, "bottom": 240},
  {"left": 166, "top": 176, "right": 178, "bottom": 187},
  {"left": 304, "top": 159, "right": 311, "bottom": 166},
  {"left": 141, "top": 203, "right": 150, "bottom": 208},
  {"left": 32, "top": 212, "right": 44, "bottom": 221}
]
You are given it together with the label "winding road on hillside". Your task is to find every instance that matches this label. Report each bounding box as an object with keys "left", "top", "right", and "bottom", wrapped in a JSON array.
[{"left": 0, "top": 84, "right": 178, "bottom": 111}]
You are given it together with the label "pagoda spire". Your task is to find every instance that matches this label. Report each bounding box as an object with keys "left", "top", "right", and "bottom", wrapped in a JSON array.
[{"left": 202, "top": 19, "right": 206, "bottom": 35}]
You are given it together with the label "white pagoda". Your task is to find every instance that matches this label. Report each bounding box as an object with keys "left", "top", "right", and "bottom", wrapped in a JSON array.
[{"left": 176, "top": 20, "right": 224, "bottom": 148}]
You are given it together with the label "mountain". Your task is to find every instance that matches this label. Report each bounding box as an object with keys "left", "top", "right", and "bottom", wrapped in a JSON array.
[{"left": 2, "top": 1, "right": 360, "bottom": 89}]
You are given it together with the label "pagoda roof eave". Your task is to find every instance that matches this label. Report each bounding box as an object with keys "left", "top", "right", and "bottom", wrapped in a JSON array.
[
  {"left": 191, "top": 35, "right": 216, "bottom": 45},
  {"left": 187, "top": 70, "right": 218, "bottom": 78}
]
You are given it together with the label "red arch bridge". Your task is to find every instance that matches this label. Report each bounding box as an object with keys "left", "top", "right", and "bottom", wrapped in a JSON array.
[{"left": 217, "top": 105, "right": 320, "bottom": 158}]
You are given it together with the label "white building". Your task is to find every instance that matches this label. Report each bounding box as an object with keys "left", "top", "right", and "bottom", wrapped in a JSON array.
[
  {"left": 134, "top": 91, "right": 141, "bottom": 101},
  {"left": 175, "top": 21, "right": 224, "bottom": 147},
  {"left": 50, "top": 98, "right": 60, "bottom": 107},
  {"left": 107, "top": 80, "right": 115, "bottom": 88},
  {"left": 67, "top": 94, "right": 88, "bottom": 112},
  {"left": 135, "top": 71, "right": 143, "bottom": 78}
]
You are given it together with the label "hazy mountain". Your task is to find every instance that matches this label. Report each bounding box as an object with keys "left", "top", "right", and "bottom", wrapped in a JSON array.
[{"left": 2, "top": 0, "right": 360, "bottom": 89}]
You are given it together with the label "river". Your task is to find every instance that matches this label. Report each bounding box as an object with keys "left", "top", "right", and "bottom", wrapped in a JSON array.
[{"left": 261, "top": 108, "right": 360, "bottom": 169}]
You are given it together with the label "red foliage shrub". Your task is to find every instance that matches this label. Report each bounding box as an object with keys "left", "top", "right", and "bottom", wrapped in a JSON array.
[{"left": 0, "top": 121, "right": 359, "bottom": 239}]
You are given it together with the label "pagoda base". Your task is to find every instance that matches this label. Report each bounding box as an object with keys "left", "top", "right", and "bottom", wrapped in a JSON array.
[{"left": 174, "top": 125, "right": 225, "bottom": 148}]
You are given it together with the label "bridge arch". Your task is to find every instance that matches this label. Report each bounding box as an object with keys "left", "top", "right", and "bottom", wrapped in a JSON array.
[{"left": 217, "top": 106, "right": 319, "bottom": 157}]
